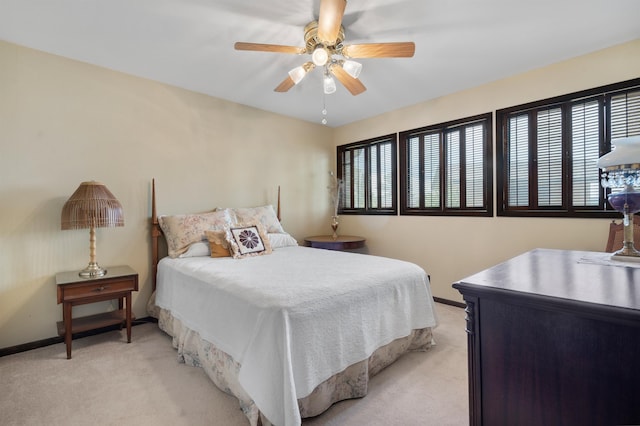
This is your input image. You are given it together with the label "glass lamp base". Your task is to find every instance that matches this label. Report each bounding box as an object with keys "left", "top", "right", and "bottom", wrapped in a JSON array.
[
  {"left": 611, "top": 245, "right": 640, "bottom": 262},
  {"left": 607, "top": 187, "right": 640, "bottom": 263}
]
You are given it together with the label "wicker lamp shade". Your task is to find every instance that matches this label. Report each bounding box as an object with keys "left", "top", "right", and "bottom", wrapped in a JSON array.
[{"left": 61, "top": 181, "right": 124, "bottom": 277}]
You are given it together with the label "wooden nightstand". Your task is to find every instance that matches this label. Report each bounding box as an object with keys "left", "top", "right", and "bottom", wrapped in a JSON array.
[
  {"left": 304, "top": 235, "right": 366, "bottom": 251},
  {"left": 56, "top": 265, "right": 138, "bottom": 359}
]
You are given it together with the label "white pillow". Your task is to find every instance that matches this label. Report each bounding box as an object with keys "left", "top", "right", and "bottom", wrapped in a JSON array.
[
  {"left": 178, "top": 241, "right": 211, "bottom": 258},
  {"left": 268, "top": 233, "right": 298, "bottom": 248}
]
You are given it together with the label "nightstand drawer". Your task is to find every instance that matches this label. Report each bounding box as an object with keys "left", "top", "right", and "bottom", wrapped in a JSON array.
[{"left": 61, "top": 278, "right": 136, "bottom": 301}]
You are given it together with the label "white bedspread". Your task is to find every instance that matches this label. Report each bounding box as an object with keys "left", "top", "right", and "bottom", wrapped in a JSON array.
[{"left": 155, "top": 246, "right": 437, "bottom": 426}]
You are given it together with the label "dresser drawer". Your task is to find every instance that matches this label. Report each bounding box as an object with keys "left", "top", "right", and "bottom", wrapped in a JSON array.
[{"left": 59, "top": 277, "right": 137, "bottom": 302}]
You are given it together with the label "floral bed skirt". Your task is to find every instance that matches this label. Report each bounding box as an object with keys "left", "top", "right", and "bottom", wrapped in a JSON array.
[{"left": 156, "top": 307, "right": 433, "bottom": 425}]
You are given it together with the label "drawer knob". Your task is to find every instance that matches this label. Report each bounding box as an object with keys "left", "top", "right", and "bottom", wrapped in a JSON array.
[{"left": 93, "top": 286, "right": 109, "bottom": 292}]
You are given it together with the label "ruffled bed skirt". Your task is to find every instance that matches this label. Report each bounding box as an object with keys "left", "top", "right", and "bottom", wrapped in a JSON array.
[{"left": 154, "top": 306, "right": 433, "bottom": 425}]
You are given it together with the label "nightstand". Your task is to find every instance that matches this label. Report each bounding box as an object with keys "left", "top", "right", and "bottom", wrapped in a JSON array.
[
  {"left": 56, "top": 265, "right": 138, "bottom": 359},
  {"left": 304, "top": 235, "right": 366, "bottom": 251}
]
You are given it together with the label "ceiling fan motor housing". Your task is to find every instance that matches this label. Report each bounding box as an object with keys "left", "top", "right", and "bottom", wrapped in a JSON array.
[{"left": 304, "top": 21, "right": 345, "bottom": 55}]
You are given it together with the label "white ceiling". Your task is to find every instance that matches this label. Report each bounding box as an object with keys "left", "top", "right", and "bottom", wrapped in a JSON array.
[{"left": 1, "top": 0, "right": 639, "bottom": 127}]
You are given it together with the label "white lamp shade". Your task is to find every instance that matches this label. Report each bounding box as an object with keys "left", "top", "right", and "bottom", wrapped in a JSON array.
[
  {"left": 342, "top": 60, "right": 362, "bottom": 78},
  {"left": 323, "top": 75, "right": 337, "bottom": 94},
  {"left": 288, "top": 66, "right": 307, "bottom": 84},
  {"left": 597, "top": 136, "right": 640, "bottom": 169}
]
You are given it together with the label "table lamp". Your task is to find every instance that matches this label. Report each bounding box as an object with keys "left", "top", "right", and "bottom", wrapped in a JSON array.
[
  {"left": 61, "top": 181, "right": 124, "bottom": 277},
  {"left": 598, "top": 136, "right": 640, "bottom": 260}
]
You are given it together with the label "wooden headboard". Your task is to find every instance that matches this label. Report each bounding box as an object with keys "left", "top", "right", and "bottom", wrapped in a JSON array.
[{"left": 150, "top": 179, "right": 281, "bottom": 291}]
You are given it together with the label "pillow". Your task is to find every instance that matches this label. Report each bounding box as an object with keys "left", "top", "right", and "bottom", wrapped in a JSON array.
[
  {"left": 158, "top": 209, "right": 233, "bottom": 258},
  {"left": 268, "top": 233, "right": 298, "bottom": 248},
  {"left": 225, "top": 222, "right": 272, "bottom": 259},
  {"left": 231, "top": 205, "right": 285, "bottom": 234},
  {"left": 205, "top": 229, "right": 232, "bottom": 258},
  {"left": 178, "top": 241, "right": 210, "bottom": 258}
]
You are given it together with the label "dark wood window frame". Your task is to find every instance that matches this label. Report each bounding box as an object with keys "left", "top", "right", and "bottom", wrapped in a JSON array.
[
  {"left": 399, "top": 113, "right": 494, "bottom": 217},
  {"left": 496, "top": 77, "right": 640, "bottom": 218},
  {"left": 337, "top": 134, "right": 398, "bottom": 215}
]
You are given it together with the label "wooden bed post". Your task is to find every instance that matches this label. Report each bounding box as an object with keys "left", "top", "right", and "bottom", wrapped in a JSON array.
[
  {"left": 151, "top": 178, "right": 161, "bottom": 292},
  {"left": 277, "top": 185, "right": 281, "bottom": 222}
]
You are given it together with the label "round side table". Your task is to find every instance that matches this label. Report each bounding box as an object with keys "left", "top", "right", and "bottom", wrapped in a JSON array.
[{"left": 304, "top": 235, "right": 366, "bottom": 251}]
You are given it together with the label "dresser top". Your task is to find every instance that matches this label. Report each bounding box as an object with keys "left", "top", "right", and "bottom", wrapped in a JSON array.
[{"left": 453, "top": 248, "right": 640, "bottom": 312}]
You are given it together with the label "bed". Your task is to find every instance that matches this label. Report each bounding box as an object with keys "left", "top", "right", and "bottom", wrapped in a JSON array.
[{"left": 147, "top": 182, "right": 438, "bottom": 426}]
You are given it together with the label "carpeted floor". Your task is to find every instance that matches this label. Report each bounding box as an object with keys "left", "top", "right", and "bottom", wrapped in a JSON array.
[{"left": 0, "top": 303, "right": 467, "bottom": 426}]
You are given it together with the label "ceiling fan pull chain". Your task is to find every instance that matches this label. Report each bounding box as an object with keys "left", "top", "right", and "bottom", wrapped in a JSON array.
[{"left": 322, "top": 94, "right": 328, "bottom": 126}]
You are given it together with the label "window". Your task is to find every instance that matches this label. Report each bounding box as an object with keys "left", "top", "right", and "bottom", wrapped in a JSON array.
[
  {"left": 337, "top": 134, "right": 397, "bottom": 215},
  {"left": 399, "top": 113, "right": 493, "bottom": 216},
  {"left": 497, "top": 78, "right": 640, "bottom": 217}
]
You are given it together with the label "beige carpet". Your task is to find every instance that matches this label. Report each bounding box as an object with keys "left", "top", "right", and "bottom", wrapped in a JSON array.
[{"left": 0, "top": 303, "right": 467, "bottom": 426}]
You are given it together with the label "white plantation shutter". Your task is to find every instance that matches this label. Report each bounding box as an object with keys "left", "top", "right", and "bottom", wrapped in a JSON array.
[
  {"left": 508, "top": 114, "right": 529, "bottom": 207},
  {"left": 537, "top": 108, "right": 563, "bottom": 207},
  {"left": 378, "top": 142, "right": 394, "bottom": 208},
  {"left": 611, "top": 90, "right": 640, "bottom": 138},
  {"left": 407, "top": 133, "right": 440, "bottom": 208},
  {"left": 446, "top": 130, "right": 461, "bottom": 208},
  {"left": 424, "top": 133, "right": 441, "bottom": 208},
  {"left": 407, "top": 136, "right": 420, "bottom": 208},
  {"left": 369, "top": 146, "right": 378, "bottom": 208},
  {"left": 341, "top": 150, "right": 352, "bottom": 208},
  {"left": 466, "top": 124, "right": 485, "bottom": 208},
  {"left": 571, "top": 100, "right": 601, "bottom": 207},
  {"left": 353, "top": 148, "right": 365, "bottom": 209}
]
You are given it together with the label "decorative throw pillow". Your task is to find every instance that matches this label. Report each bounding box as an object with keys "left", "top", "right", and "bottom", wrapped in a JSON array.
[
  {"left": 225, "top": 222, "right": 272, "bottom": 259},
  {"left": 231, "top": 205, "right": 285, "bottom": 234},
  {"left": 158, "top": 209, "right": 232, "bottom": 258},
  {"left": 205, "top": 229, "right": 231, "bottom": 258}
]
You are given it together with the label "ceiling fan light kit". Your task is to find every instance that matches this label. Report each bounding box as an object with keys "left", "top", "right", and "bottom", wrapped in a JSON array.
[
  {"left": 312, "top": 46, "right": 330, "bottom": 66},
  {"left": 342, "top": 60, "right": 362, "bottom": 79},
  {"left": 234, "top": 0, "right": 415, "bottom": 98},
  {"left": 323, "top": 72, "right": 337, "bottom": 95},
  {"left": 288, "top": 62, "right": 315, "bottom": 85}
]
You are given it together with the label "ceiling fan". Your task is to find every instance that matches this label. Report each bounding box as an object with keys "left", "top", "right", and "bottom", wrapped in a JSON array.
[{"left": 234, "top": 0, "right": 415, "bottom": 96}]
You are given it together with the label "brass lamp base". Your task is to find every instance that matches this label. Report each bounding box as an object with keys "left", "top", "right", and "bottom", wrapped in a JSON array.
[
  {"left": 79, "top": 262, "right": 107, "bottom": 277},
  {"left": 78, "top": 226, "right": 107, "bottom": 277}
]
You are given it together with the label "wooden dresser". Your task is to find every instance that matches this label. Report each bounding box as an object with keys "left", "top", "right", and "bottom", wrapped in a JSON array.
[{"left": 453, "top": 249, "right": 640, "bottom": 426}]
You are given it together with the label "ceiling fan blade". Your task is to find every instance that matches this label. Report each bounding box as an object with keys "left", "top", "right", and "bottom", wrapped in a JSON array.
[
  {"left": 330, "top": 64, "right": 366, "bottom": 96},
  {"left": 234, "top": 42, "right": 305, "bottom": 55},
  {"left": 274, "top": 76, "right": 296, "bottom": 92},
  {"left": 342, "top": 42, "right": 415, "bottom": 58},
  {"left": 317, "top": 0, "right": 347, "bottom": 45}
]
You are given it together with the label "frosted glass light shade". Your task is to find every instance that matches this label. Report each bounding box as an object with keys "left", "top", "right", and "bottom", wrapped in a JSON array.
[
  {"left": 342, "top": 60, "right": 362, "bottom": 78},
  {"left": 323, "top": 75, "right": 336, "bottom": 94},
  {"left": 288, "top": 66, "right": 307, "bottom": 84}
]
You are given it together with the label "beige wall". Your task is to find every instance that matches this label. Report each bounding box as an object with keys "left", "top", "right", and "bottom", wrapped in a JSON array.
[
  {"left": 333, "top": 38, "right": 640, "bottom": 302},
  {"left": 2, "top": 38, "right": 639, "bottom": 350},
  {"left": 0, "top": 40, "right": 332, "bottom": 349}
]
